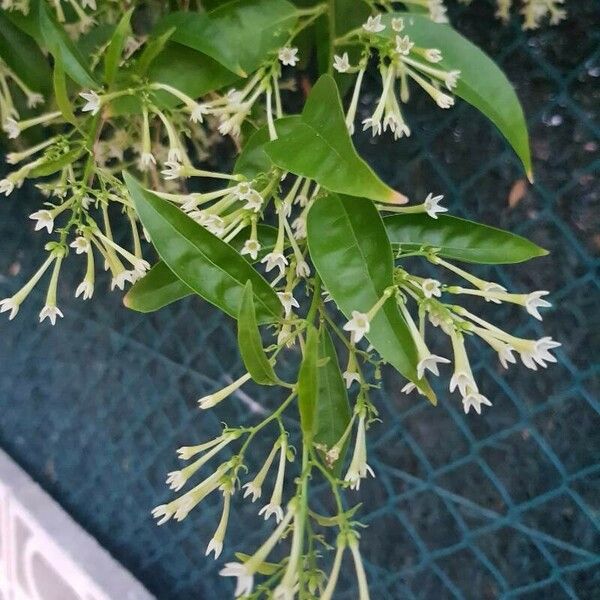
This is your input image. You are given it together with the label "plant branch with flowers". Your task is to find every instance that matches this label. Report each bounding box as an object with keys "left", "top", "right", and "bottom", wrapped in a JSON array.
[{"left": 0, "top": 0, "right": 565, "bottom": 597}]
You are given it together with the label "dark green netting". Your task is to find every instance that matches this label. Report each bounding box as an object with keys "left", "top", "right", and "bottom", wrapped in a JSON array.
[{"left": 0, "top": 2, "right": 598, "bottom": 598}]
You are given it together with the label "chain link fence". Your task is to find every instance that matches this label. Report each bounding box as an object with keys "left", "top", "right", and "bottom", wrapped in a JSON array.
[{"left": 0, "top": 1, "right": 598, "bottom": 598}]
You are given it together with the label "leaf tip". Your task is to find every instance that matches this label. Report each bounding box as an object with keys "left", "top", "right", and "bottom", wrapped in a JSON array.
[
  {"left": 527, "top": 169, "right": 534, "bottom": 184},
  {"left": 388, "top": 190, "right": 409, "bottom": 205}
]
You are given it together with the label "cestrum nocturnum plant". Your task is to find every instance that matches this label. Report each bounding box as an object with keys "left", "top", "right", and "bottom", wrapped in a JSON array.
[{"left": 0, "top": 0, "right": 565, "bottom": 597}]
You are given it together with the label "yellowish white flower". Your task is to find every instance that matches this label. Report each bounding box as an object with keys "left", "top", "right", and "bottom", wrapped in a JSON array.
[
  {"left": 362, "top": 14, "right": 385, "bottom": 33},
  {"left": 344, "top": 414, "right": 374, "bottom": 490},
  {"left": 333, "top": 52, "right": 350, "bottom": 73},
  {"left": 424, "top": 192, "right": 447, "bottom": 218},
  {"left": 343, "top": 311, "right": 370, "bottom": 343},
  {"left": 278, "top": 46, "right": 299, "bottom": 66},
  {"left": 421, "top": 278, "right": 442, "bottom": 298},
  {"left": 197, "top": 372, "right": 252, "bottom": 409}
]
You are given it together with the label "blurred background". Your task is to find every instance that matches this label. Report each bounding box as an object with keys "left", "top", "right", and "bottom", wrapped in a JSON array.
[{"left": 0, "top": 1, "right": 598, "bottom": 598}]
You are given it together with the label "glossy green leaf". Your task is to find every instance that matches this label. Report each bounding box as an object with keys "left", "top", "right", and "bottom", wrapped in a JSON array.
[
  {"left": 124, "top": 173, "right": 282, "bottom": 323},
  {"left": 379, "top": 13, "right": 532, "bottom": 178},
  {"left": 265, "top": 75, "right": 406, "bottom": 204},
  {"left": 314, "top": 326, "right": 351, "bottom": 470},
  {"left": 384, "top": 213, "right": 548, "bottom": 264},
  {"left": 308, "top": 193, "right": 435, "bottom": 403},
  {"left": 28, "top": 148, "right": 84, "bottom": 177},
  {"left": 38, "top": 1, "right": 97, "bottom": 88},
  {"left": 233, "top": 117, "right": 299, "bottom": 179},
  {"left": 52, "top": 60, "right": 77, "bottom": 125},
  {"left": 124, "top": 261, "right": 192, "bottom": 312},
  {"left": 0, "top": 11, "right": 50, "bottom": 94},
  {"left": 124, "top": 223, "right": 278, "bottom": 313},
  {"left": 104, "top": 8, "right": 133, "bottom": 86},
  {"left": 238, "top": 281, "right": 282, "bottom": 385},
  {"left": 298, "top": 324, "right": 319, "bottom": 440},
  {"left": 157, "top": 0, "right": 298, "bottom": 77},
  {"left": 135, "top": 27, "right": 175, "bottom": 75}
]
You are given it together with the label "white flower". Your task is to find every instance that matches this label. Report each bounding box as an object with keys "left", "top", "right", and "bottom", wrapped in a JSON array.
[
  {"left": 525, "top": 290, "right": 551, "bottom": 321},
  {"left": 416, "top": 353, "right": 450, "bottom": 379},
  {"left": 140, "top": 152, "right": 156, "bottom": 171},
  {"left": 498, "top": 345, "right": 516, "bottom": 369},
  {"left": 75, "top": 281, "right": 94, "bottom": 300},
  {"left": 26, "top": 92, "right": 44, "bottom": 108},
  {"left": 445, "top": 70, "right": 461, "bottom": 90},
  {"left": 111, "top": 270, "right": 134, "bottom": 290},
  {"left": 424, "top": 193, "right": 447, "bottom": 218},
  {"left": 3, "top": 118, "right": 20, "bottom": 139},
  {"left": 29, "top": 210, "right": 54, "bottom": 233},
  {"left": 462, "top": 391, "right": 492, "bottom": 415},
  {"left": 344, "top": 415, "right": 374, "bottom": 490},
  {"left": 79, "top": 90, "right": 102, "bottom": 115},
  {"left": 292, "top": 216, "right": 306, "bottom": 239},
  {"left": 0, "top": 298, "right": 19, "bottom": 320},
  {"left": 0, "top": 179, "right": 15, "bottom": 196},
  {"left": 362, "top": 116, "right": 382, "bottom": 137},
  {"left": 206, "top": 538, "right": 223, "bottom": 560},
  {"left": 395, "top": 34, "right": 414, "bottom": 56},
  {"left": 296, "top": 260, "right": 310, "bottom": 278},
  {"left": 421, "top": 278, "right": 442, "bottom": 298},
  {"left": 190, "top": 104, "right": 208, "bottom": 123},
  {"left": 161, "top": 161, "right": 184, "bottom": 180},
  {"left": 233, "top": 182, "right": 253, "bottom": 200},
  {"left": 333, "top": 52, "right": 350, "bottom": 73},
  {"left": 401, "top": 382, "right": 416, "bottom": 394},
  {"left": 241, "top": 239, "right": 261, "bottom": 261},
  {"left": 277, "top": 291, "right": 299, "bottom": 316},
  {"left": 39, "top": 305, "right": 63, "bottom": 325},
  {"left": 520, "top": 337, "right": 561, "bottom": 370},
  {"left": 242, "top": 481, "right": 262, "bottom": 502},
  {"left": 278, "top": 46, "right": 299, "bottom": 66},
  {"left": 425, "top": 48, "right": 443, "bottom": 63},
  {"left": 243, "top": 189, "right": 263, "bottom": 212},
  {"left": 342, "top": 370, "right": 360, "bottom": 389},
  {"left": 343, "top": 311, "right": 370, "bottom": 343},
  {"left": 69, "top": 236, "right": 90, "bottom": 254},
  {"left": 362, "top": 14, "right": 385, "bottom": 33},
  {"left": 449, "top": 372, "right": 476, "bottom": 397},
  {"left": 220, "top": 563, "right": 254, "bottom": 597},
  {"left": 435, "top": 91, "right": 455, "bottom": 109},
  {"left": 261, "top": 251, "right": 288, "bottom": 275},
  {"left": 258, "top": 502, "right": 284, "bottom": 523},
  {"left": 391, "top": 17, "right": 404, "bottom": 32}
]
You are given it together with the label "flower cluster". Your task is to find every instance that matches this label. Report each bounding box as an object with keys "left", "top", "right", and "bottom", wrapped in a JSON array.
[{"left": 459, "top": 0, "right": 566, "bottom": 28}]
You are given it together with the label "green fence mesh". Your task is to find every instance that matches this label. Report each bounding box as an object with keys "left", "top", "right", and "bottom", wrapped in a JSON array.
[{"left": 0, "top": 1, "right": 598, "bottom": 599}]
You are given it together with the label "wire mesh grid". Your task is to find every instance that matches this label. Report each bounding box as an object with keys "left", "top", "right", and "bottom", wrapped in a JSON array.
[{"left": 0, "top": 2, "right": 598, "bottom": 599}]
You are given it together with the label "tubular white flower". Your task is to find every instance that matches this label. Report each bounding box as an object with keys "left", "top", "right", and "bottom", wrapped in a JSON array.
[
  {"left": 421, "top": 278, "right": 442, "bottom": 298},
  {"left": 391, "top": 17, "right": 404, "bottom": 32},
  {"left": 349, "top": 535, "right": 371, "bottom": 600},
  {"left": 395, "top": 34, "right": 414, "bottom": 56},
  {"left": 241, "top": 239, "right": 261, "bottom": 260},
  {"left": 206, "top": 487, "right": 232, "bottom": 560},
  {"left": 70, "top": 236, "right": 90, "bottom": 254},
  {"left": 525, "top": 290, "right": 552, "bottom": 320},
  {"left": 197, "top": 372, "right": 252, "bottom": 409},
  {"left": 462, "top": 389, "right": 492, "bottom": 415},
  {"left": 79, "top": 90, "right": 102, "bottom": 115},
  {"left": 277, "top": 291, "right": 299, "bottom": 317},
  {"left": 242, "top": 438, "right": 281, "bottom": 502},
  {"left": 274, "top": 510, "right": 302, "bottom": 599},
  {"left": 178, "top": 431, "right": 239, "bottom": 460},
  {"left": 321, "top": 537, "right": 346, "bottom": 600},
  {"left": 344, "top": 414, "right": 374, "bottom": 490},
  {"left": 166, "top": 434, "right": 237, "bottom": 491},
  {"left": 39, "top": 253, "right": 64, "bottom": 326},
  {"left": 449, "top": 332, "right": 477, "bottom": 396},
  {"left": 345, "top": 67, "right": 365, "bottom": 135},
  {"left": 343, "top": 311, "right": 370, "bottom": 344},
  {"left": 258, "top": 436, "right": 288, "bottom": 522},
  {"left": 220, "top": 504, "right": 295, "bottom": 597}
]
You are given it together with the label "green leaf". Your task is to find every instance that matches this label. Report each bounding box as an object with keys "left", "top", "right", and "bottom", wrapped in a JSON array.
[
  {"left": 157, "top": 0, "right": 298, "bottom": 77},
  {"left": 124, "top": 224, "right": 278, "bottom": 313},
  {"left": 314, "top": 326, "right": 351, "bottom": 470},
  {"left": 379, "top": 13, "right": 532, "bottom": 178},
  {"left": 104, "top": 8, "right": 133, "bottom": 86},
  {"left": 0, "top": 11, "right": 50, "bottom": 94},
  {"left": 52, "top": 59, "right": 77, "bottom": 125},
  {"left": 266, "top": 75, "right": 407, "bottom": 204},
  {"left": 384, "top": 214, "right": 548, "bottom": 264},
  {"left": 28, "top": 148, "right": 84, "bottom": 177},
  {"left": 308, "top": 193, "right": 435, "bottom": 403},
  {"left": 124, "top": 261, "right": 192, "bottom": 312},
  {"left": 135, "top": 27, "right": 175, "bottom": 75},
  {"left": 124, "top": 173, "right": 282, "bottom": 323},
  {"left": 298, "top": 324, "right": 319, "bottom": 440},
  {"left": 233, "top": 117, "right": 299, "bottom": 179},
  {"left": 238, "top": 281, "right": 282, "bottom": 385},
  {"left": 38, "top": 1, "right": 97, "bottom": 89}
]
